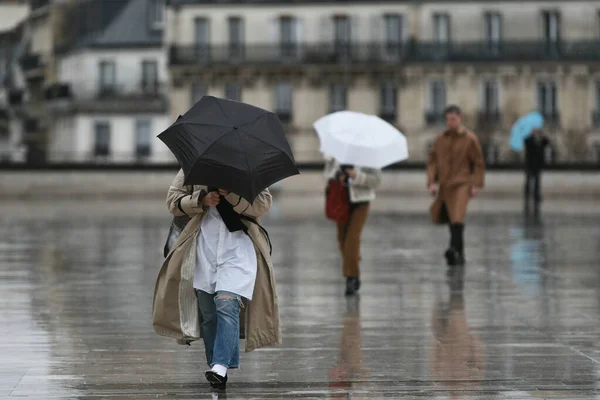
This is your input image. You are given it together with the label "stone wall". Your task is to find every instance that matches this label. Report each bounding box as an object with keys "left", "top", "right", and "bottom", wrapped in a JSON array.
[{"left": 1, "top": 170, "right": 598, "bottom": 199}]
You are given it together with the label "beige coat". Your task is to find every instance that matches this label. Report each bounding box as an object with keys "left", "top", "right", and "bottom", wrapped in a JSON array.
[
  {"left": 427, "top": 127, "right": 485, "bottom": 224},
  {"left": 324, "top": 158, "right": 382, "bottom": 203},
  {"left": 152, "top": 170, "right": 281, "bottom": 352}
]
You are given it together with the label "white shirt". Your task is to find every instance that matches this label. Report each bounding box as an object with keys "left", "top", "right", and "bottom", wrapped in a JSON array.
[{"left": 194, "top": 206, "right": 258, "bottom": 300}]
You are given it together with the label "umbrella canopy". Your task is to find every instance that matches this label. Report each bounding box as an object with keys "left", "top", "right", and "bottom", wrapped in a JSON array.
[
  {"left": 158, "top": 96, "right": 299, "bottom": 202},
  {"left": 313, "top": 111, "right": 409, "bottom": 169},
  {"left": 510, "top": 111, "right": 544, "bottom": 152}
]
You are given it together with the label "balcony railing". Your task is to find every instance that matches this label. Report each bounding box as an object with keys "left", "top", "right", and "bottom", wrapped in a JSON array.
[
  {"left": 170, "top": 40, "right": 600, "bottom": 66},
  {"left": 477, "top": 111, "right": 502, "bottom": 126},
  {"left": 45, "top": 83, "right": 72, "bottom": 101},
  {"left": 46, "top": 83, "right": 168, "bottom": 114}
]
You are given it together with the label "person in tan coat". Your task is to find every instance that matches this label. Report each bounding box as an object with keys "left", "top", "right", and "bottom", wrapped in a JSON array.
[
  {"left": 152, "top": 170, "right": 281, "bottom": 391},
  {"left": 427, "top": 105, "right": 485, "bottom": 267}
]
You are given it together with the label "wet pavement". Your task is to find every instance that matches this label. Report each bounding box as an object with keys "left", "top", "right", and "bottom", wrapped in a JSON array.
[{"left": 1, "top": 197, "right": 600, "bottom": 399}]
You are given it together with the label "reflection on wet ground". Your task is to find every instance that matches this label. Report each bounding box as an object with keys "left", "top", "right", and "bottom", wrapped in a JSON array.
[{"left": 1, "top": 200, "right": 600, "bottom": 399}]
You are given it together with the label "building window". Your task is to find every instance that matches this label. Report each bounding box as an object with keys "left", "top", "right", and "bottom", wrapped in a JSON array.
[
  {"left": 383, "top": 14, "right": 403, "bottom": 60},
  {"left": 427, "top": 80, "right": 446, "bottom": 124},
  {"left": 190, "top": 83, "right": 206, "bottom": 106},
  {"left": 225, "top": 83, "right": 242, "bottom": 102},
  {"left": 334, "top": 16, "right": 351, "bottom": 57},
  {"left": 329, "top": 83, "right": 347, "bottom": 113},
  {"left": 384, "top": 14, "right": 403, "bottom": 45},
  {"left": 380, "top": 82, "right": 397, "bottom": 122},
  {"left": 543, "top": 11, "right": 561, "bottom": 46},
  {"left": 228, "top": 16, "right": 244, "bottom": 59},
  {"left": 484, "top": 12, "right": 502, "bottom": 52},
  {"left": 135, "top": 119, "right": 152, "bottom": 159},
  {"left": 280, "top": 16, "right": 299, "bottom": 58},
  {"left": 141, "top": 60, "right": 158, "bottom": 93},
  {"left": 537, "top": 80, "right": 558, "bottom": 121},
  {"left": 149, "top": 0, "right": 164, "bottom": 29},
  {"left": 94, "top": 122, "right": 110, "bottom": 157},
  {"left": 593, "top": 81, "right": 600, "bottom": 127},
  {"left": 433, "top": 13, "right": 450, "bottom": 44},
  {"left": 195, "top": 17, "right": 210, "bottom": 61},
  {"left": 481, "top": 79, "right": 500, "bottom": 116},
  {"left": 274, "top": 82, "right": 293, "bottom": 123},
  {"left": 98, "top": 61, "right": 116, "bottom": 95}
]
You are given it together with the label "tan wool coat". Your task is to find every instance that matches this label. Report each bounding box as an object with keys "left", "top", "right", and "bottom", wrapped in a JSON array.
[
  {"left": 427, "top": 127, "right": 485, "bottom": 224},
  {"left": 152, "top": 170, "right": 281, "bottom": 352}
]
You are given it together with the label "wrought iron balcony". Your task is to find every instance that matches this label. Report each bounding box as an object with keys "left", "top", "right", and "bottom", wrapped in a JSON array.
[
  {"left": 477, "top": 111, "right": 502, "bottom": 127},
  {"left": 170, "top": 43, "right": 408, "bottom": 66},
  {"left": 45, "top": 83, "right": 72, "bottom": 101},
  {"left": 46, "top": 83, "right": 168, "bottom": 114},
  {"left": 170, "top": 40, "right": 600, "bottom": 66}
]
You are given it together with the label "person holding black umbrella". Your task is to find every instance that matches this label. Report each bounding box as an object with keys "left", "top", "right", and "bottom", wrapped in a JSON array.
[
  {"left": 164, "top": 172, "right": 273, "bottom": 390},
  {"left": 153, "top": 97, "right": 298, "bottom": 391}
]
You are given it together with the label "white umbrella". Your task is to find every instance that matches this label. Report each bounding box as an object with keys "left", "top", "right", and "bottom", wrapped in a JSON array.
[{"left": 313, "top": 111, "right": 409, "bottom": 169}]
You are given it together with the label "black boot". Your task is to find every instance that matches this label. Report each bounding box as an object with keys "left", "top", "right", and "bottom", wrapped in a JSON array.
[
  {"left": 445, "top": 248, "right": 459, "bottom": 266},
  {"left": 345, "top": 278, "right": 357, "bottom": 296},
  {"left": 354, "top": 278, "right": 361, "bottom": 292}
]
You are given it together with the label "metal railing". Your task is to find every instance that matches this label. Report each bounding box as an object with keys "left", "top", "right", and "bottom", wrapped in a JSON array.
[
  {"left": 170, "top": 40, "right": 600, "bottom": 66},
  {"left": 44, "top": 83, "right": 168, "bottom": 114},
  {"left": 477, "top": 111, "right": 502, "bottom": 125}
]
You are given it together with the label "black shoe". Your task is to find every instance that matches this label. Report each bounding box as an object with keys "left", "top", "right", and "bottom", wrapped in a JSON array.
[
  {"left": 205, "top": 371, "right": 227, "bottom": 390},
  {"left": 444, "top": 248, "right": 458, "bottom": 266},
  {"left": 345, "top": 278, "right": 357, "bottom": 296},
  {"left": 455, "top": 252, "right": 465, "bottom": 266},
  {"left": 354, "top": 278, "right": 361, "bottom": 292}
]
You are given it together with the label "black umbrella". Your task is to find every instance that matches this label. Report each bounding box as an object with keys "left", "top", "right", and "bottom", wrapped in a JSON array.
[{"left": 158, "top": 96, "right": 299, "bottom": 202}]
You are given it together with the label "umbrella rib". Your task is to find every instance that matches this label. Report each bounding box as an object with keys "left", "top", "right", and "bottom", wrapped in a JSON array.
[
  {"left": 239, "top": 111, "right": 268, "bottom": 129},
  {"left": 213, "top": 97, "right": 230, "bottom": 120},
  {"left": 241, "top": 127, "right": 297, "bottom": 167}
]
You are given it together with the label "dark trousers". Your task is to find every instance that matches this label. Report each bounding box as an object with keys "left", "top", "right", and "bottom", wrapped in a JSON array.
[
  {"left": 448, "top": 223, "right": 464, "bottom": 255},
  {"left": 524, "top": 170, "right": 541, "bottom": 203}
]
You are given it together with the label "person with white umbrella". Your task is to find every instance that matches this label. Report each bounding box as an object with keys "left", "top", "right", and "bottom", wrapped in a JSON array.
[{"left": 315, "top": 111, "right": 408, "bottom": 296}]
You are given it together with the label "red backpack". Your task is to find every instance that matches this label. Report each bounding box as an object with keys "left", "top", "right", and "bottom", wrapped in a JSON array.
[{"left": 325, "top": 179, "right": 350, "bottom": 223}]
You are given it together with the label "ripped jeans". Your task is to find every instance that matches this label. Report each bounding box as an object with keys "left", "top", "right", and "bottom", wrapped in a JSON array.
[{"left": 196, "top": 290, "right": 243, "bottom": 369}]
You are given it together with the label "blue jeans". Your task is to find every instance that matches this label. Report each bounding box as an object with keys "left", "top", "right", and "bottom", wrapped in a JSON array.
[{"left": 196, "top": 290, "right": 242, "bottom": 369}]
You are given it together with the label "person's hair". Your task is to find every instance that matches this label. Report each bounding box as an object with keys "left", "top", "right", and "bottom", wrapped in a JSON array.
[{"left": 444, "top": 105, "right": 462, "bottom": 116}]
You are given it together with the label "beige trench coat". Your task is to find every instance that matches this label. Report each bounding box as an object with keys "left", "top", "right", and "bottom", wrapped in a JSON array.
[
  {"left": 152, "top": 170, "right": 281, "bottom": 352},
  {"left": 427, "top": 127, "right": 485, "bottom": 224}
]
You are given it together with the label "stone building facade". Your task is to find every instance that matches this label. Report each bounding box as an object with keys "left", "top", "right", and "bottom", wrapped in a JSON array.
[{"left": 166, "top": 0, "right": 600, "bottom": 163}]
